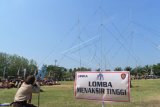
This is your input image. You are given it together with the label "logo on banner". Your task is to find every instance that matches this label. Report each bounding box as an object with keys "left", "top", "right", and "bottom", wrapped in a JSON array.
[
  {"left": 121, "top": 73, "right": 126, "bottom": 79},
  {"left": 97, "top": 73, "right": 104, "bottom": 80},
  {"left": 78, "top": 75, "right": 88, "bottom": 78}
]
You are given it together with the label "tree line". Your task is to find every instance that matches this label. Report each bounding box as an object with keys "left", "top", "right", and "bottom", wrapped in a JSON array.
[
  {"left": 0, "top": 52, "right": 160, "bottom": 81},
  {"left": 0, "top": 52, "right": 37, "bottom": 79}
]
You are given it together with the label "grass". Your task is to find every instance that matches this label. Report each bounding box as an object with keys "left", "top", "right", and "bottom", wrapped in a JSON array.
[{"left": 0, "top": 79, "right": 160, "bottom": 107}]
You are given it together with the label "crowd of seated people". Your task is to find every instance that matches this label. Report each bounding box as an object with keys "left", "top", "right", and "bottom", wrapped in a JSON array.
[
  {"left": 36, "top": 79, "right": 60, "bottom": 86},
  {"left": 0, "top": 79, "right": 24, "bottom": 89},
  {"left": 0, "top": 77, "right": 60, "bottom": 89}
]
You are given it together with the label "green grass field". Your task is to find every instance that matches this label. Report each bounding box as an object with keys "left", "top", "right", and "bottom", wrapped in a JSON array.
[{"left": 0, "top": 79, "right": 160, "bottom": 107}]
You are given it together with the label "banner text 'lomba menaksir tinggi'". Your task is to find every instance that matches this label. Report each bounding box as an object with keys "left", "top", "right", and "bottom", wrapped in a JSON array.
[{"left": 74, "top": 71, "right": 130, "bottom": 102}]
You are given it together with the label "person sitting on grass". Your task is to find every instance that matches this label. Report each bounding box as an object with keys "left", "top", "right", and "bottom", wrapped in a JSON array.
[{"left": 12, "top": 75, "right": 40, "bottom": 107}]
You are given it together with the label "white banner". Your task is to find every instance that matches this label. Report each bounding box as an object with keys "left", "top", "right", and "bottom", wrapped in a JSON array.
[{"left": 74, "top": 71, "right": 130, "bottom": 102}]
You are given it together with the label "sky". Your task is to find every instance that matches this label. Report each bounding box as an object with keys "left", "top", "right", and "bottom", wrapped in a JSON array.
[{"left": 0, "top": 0, "right": 160, "bottom": 70}]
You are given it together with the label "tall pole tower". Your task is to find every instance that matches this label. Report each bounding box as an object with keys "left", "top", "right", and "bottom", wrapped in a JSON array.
[{"left": 55, "top": 59, "right": 57, "bottom": 66}]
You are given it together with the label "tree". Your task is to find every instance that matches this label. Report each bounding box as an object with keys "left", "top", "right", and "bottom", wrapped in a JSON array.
[
  {"left": 153, "top": 64, "right": 160, "bottom": 76},
  {"left": 124, "top": 66, "right": 132, "bottom": 71},
  {"left": 114, "top": 67, "right": 122, "bottom": 71},
  {"left": 47, "top": 65, "right": 67, "bottom": 81},
  {"left": 142, "top": 65, "right": 151, "bottom": 76},
  {"left": 124, "top": 66, "right": 133, "bottom": 88},
  {"left": 28, "top": 59, "right": 38, "bottom": 75},
  {"left": 132, "top": 66, "right": 143, "bottom": 79},
  {"left": 0, "top": 52, "right": 37, "bottom": 79}
]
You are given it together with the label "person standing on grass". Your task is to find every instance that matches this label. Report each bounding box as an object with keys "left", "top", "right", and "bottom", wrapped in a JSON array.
[{"left": 12, "top": 75, "right": 40, "bottom": 107}]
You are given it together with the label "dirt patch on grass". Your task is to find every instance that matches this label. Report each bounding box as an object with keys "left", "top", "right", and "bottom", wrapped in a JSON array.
[
  {"left": 141, "top": 100, "right": 160, "bottom": 107},
  {"left": 140, "top": 96, "right": 160, "bottom": 107}
]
